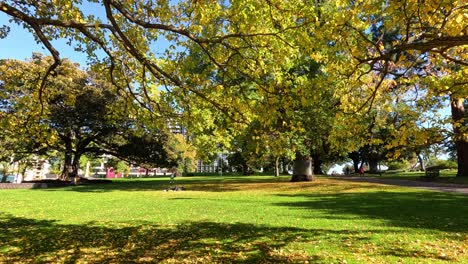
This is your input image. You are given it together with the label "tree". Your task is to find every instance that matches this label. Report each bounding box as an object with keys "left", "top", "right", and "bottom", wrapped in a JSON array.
[
  {"left": 1, "top": 1, "right": 466, "bottom": 178},
  {"left": 48, "top": 72, "right": 121, "bottom": 179},
  {"left": 0, "top": 54, "right": 172, "bottom": 179},
  {"left": 165, "top": 134, "right": 197, "bottom": 175},
  {"left": 451, "top": 98, "right": 468, "bottom": 176},
  {"left": 103, "top": 131, "right": 175, "bottom": 171},
  {"left": 0, "top": 0, "right": 307, "bottom": 117},
  {"left": 317, "top": 1, "right": 467, "bottom": 175}
]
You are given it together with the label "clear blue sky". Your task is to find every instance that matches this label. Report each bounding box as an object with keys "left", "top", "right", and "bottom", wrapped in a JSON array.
[
  {"left": 0, "top": 4, "right": 104, "bottom": 67},
  {"left": 1, "top": 9, "right": 175, "bottom": 68},
  {"left": 0, "top": 14, "right": 90, "bottom": 66}
]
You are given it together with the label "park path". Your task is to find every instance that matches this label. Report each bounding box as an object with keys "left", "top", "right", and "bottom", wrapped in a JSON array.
[{"left": 331, "top": 176, "right": 468, "bottom": 195}]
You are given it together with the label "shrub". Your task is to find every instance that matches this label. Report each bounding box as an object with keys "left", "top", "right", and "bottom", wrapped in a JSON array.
[
  {"left": 386, "top": 160, "right": 411, "bottom": 171},
  {"left": 431, "top": 160, "right": 457, "bottom": 170}
]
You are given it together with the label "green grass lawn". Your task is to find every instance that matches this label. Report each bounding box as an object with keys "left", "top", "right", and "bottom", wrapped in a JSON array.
[
  {"left": 375, "top": 170, "right": 468, "bottom": 185},
  {"left": 1, "top": 176, "right": 467, "bottom": 263}
]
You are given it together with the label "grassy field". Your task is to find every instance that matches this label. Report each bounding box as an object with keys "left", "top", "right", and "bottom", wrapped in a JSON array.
[
  {"left": 375, "top": 170, "right": 468, "bottom": 185},
  {"left": 1, "top": 176, "right": 467, "bottom": 263}
]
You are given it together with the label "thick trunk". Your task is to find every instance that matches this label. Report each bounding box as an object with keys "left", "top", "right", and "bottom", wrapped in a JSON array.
[
  {"left": 353, "top": 161, "right": 360, "bottom": 173},
  {"left": 290, "top": 154, "right": 314, "bottom": 182},
  {"left": 349, "top": 152, "right": 361, "bottom": 173},
  {"left": 61, "top": 134, "right": 75, "bottom": 180},
  {"left": 61, "top": 151, "right": 73, "bottom": 180},
  {"left": 368, "top": 159, "right": 379, "bottom": 174},
  {"left": 456, "top": 141, "right": 468, "bottom": 177},
  {"left": 274, "top": 157, "right": 280, "bottom": 177},
  {"left": 451, "top": 97, "right": 468, "bottom": 177},
  {"left": 62, "top": 151, "right": 80, "bottom": 180},
  {"left": 312, "top": 154, "right": 324, "bottom": 175},
  {"left": 72, "top": 153, "right": 81, "bottom": 177}
]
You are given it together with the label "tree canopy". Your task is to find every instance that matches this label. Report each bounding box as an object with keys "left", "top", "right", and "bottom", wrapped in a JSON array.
[{"left": 0, "top": 0, "right": 466, "bottom": 177}]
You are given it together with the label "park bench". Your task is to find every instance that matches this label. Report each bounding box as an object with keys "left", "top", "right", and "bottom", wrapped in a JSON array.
[{"left": 422, "top": 166, "right": 442, "bottom": 180}]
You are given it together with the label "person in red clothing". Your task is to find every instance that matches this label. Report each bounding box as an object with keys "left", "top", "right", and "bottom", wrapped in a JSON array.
[{"left": 359, "top": 166, "right": 364, "bottom": 176}]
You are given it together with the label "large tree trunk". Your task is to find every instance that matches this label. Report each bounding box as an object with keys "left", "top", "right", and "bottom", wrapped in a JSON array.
[
  {"left": 312, "top": 154, "right": 324, "bottom": 175},
  {"left": 61, "top": 150, "right": 73, "bottom": 180},
  {"left": 62, "top": 152, "right": 80, "bottom": 180},
  {"left": 368, "top": 158, "right": 379, "bottom": 174},
  {"left": 290, "top": 154, "right": 314, "bottom": 182},
  {"left": 349, "top": 152, "right": 361, "bottom": 173},
  {"left": 60, "top": 134, "right": 75, "bottom": 180},
  {"left": 451, "top": 97, "right": 468, "bottom": 177},
  {"left": 71, "top": 153, "right": 81, "bottom": 177}
]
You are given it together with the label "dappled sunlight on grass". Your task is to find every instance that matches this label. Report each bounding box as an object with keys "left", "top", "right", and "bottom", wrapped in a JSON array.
[
  {"left": 34, "top": 175, "right": 415, "bottom": 197},
  {"left": 379, "top": 170, "right": 468, "bottom": 185},
  {"left": 59, "top": 176, "right": 400, "bottom": 194},
  {"left": 1, "top": 176, "right": 467, "bottom": 263},
  {"left": 274, "top": 190, "right": 468, "bottom": 233},
  {"left": 0, "top": 214, "right": 325, "bottom": 263},
  {"left": 1, "top": 213, "right": 466, "bottom": 263}
]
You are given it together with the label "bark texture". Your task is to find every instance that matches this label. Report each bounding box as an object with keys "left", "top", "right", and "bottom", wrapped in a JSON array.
[
  {"left": 290, "top": 154, "right": 314, "bottom": 182},
  {"left": 451, "top": 97, "right": 468, "bottom": 177},
  {"left": 312, "top": 154, "right": 324, "bottom": 175},
  {"left": 368, "top": 159, "right": 379, "bottom": 174}
]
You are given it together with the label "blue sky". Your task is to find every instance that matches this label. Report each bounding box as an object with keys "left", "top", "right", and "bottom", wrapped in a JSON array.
[
  {"left": 0, "top": 3, "right": 106, "bottom": 67},
  {"left": 0, "top": 14, "right": 90, "bottom": 66},
  {"left": 1, "top": 14, "right": 45, "bottom": 59},
  {"left": 1, "top": 9, "right": 176, "bottom": 68}
]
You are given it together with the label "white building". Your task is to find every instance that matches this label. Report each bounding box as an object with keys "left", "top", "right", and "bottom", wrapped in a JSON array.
[{"left": 6, "top": 156, "right": 56, "bottom": 182}]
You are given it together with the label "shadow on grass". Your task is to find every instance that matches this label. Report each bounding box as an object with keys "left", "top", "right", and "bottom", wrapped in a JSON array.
[
  {"left": 42, "top": 176, "right": 292, "bottom": 193},
  {"left": 43, "top": 176, "right": 383, "bottom": 194},
  {"left": 0, "top": 213, "right": 360, "bottom": 263},
  {"left": 275, "top": 191, "right": 468, "bottom": 234},
  {"left": 1, "top": 212, "right": 462, "bottom": 263}
]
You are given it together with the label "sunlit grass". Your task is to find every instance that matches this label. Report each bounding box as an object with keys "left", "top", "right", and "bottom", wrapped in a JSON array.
[
  {"left": 377, "top": 170, "right": 468, "bottom": 185},
  {"left": 1, "top": 176, "right": 467, "bottom": 263}
]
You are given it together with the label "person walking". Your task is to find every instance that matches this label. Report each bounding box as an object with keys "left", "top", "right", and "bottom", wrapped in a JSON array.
[{"left": 359, "top": 166, "right": 364, "bottom": 176}]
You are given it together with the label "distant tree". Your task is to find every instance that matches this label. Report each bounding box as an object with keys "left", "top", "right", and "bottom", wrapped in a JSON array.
[
  {"left": 102, "top": 131, "right": 175, "bottom": 171},
  {"left": 165, "top": 134, "right": 197, "bottom": 175},
  {"left": 226, "top": 151, "right": 249, "bottom": 175},
  {"left": 0, "top": 54, "right": 173, "bottom": 180}
]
